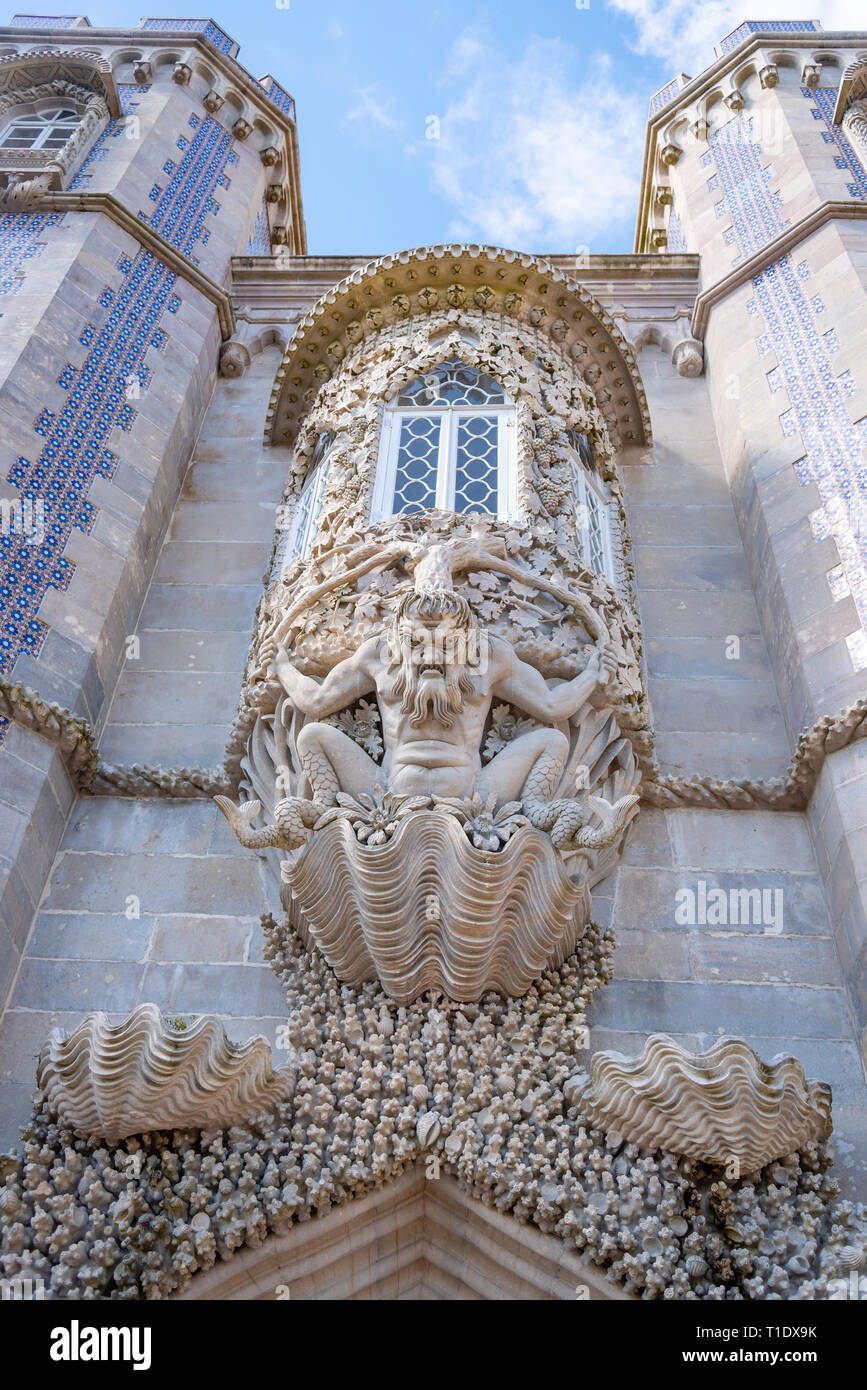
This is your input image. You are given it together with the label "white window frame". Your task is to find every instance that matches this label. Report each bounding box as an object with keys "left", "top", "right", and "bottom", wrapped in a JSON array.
[
  {"left": 567, "top": 454, "right": 615, "bottom": 583},
  {"left": 286, "top": 449, "right": 332, "bottom": 563},
  {"left": 0, "top": 105, "right": 81, "bottom": 151},
  {"left": 372, "top": 404, "right": 517, "bottom": 522}
]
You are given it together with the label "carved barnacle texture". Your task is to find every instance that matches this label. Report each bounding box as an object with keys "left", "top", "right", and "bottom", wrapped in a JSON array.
[
  {"left": 2, "top": 929, "right": 865, "bottom": 1302},
  {"left": 36, "top": 1005, "right": 293, "bottom": 1144},
  {"left": 574, "top": 1034, "right": 833, "bottom": 1174}
]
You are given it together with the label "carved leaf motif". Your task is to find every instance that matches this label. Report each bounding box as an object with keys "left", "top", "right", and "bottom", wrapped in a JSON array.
[{"left": 467, "top": 571, "right": 500, "bottom": 591}]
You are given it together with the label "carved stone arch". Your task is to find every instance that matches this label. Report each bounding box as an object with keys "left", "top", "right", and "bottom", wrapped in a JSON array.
[
  {"left": 220, "top": 83, "right": 250, "bottom": 123},
  {"left": 186, "top": 57, "right": 220, "bottom": 100},
  {"left": 251, "top": 114, "right": 278, "bottom": 146},
  {"left": 150, "top": 49, "right": 184, "bottom": 76},
  {"left": 811, "top": 49, "right": 845, "bottom": 73},
  {"left": 0, "top": 46, "right": 120, "bottom": 117},
  {"left": 384, "top": 353, "right": 514, "bottom": 406},
  {"left": 267, "top": 244, "right": 651, "bottom": 451},
  {"left": 704, "top": 84, "right": 735, "bottom": 124},
  {"left": 630, "top": 323, "right": 663, "bottom": 351},
  {"left": 0, "top": 78, "right": 111, "bottom": 188}
]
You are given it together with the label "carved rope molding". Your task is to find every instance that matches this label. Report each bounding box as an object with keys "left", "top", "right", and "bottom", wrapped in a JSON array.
[
  {"left": 641, "top": 696, "right": 867, "bottom": 811},
  {"left": 2, "top": 676, "right": 865, "bottom": 810}
]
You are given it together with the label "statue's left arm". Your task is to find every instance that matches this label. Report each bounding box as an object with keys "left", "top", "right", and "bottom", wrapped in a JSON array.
[{"left": 491, "top": 642, "right": 616, "bottom": 723}]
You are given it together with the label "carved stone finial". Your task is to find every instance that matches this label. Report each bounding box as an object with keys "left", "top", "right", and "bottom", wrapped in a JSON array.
[
  {"left": 260, "top": 144, "right": 280, "bottom": 166},
  {"left": 172, "top": 61, "right": 192, "bottom": 86},
  {"left": 232, "top": 117, "right": 252, "bottom": 140},
  {"left": 759, "top": 63, "right": 779, "bottom": 89},
  {"left": 132, "top": 60, "right": 151, "bottom": 84},
  {"left": 203, "top": 88, "right": 224, "bottom": 113},
  {"left": 219, "top": 341, "right": 251, "bottom": 378},
  {"left": 660, "top": 141, "right": 682, "bottom": 166},
  {"left": 723, "top": 89, "right": 744, "bottom": 112},
  {"left": 672, "top": 338, "right": 703, "bottom": 377},
  {"left": 801, "top": 63, "right": 820, "bottom": 88}
]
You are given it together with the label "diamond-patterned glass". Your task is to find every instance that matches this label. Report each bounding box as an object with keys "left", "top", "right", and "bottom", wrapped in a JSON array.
[
  {"left": 396, "top": 359, "right": 506, "bottom": 408},
  {"left": 455, "top": 416, "right": 498, "bottom": 514},
  {"left": 393, "top": 416, "right": 440, "bottom": 514}
]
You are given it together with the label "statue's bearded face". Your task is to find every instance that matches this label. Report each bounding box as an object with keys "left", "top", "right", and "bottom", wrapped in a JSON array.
[{"left": 390, "top": 612, "right": 478, "bottom": 728}]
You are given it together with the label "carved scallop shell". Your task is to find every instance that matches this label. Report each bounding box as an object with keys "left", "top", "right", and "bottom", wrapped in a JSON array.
[
  {"left": 282, "top": 812, "right": 589, "bottom": 1003},
  {"left": 36, "top": 1005, "right": 292, "bottom": 1144},
  {"left": 573, "top": 1034, "right": 832, "bottom": 1173}
]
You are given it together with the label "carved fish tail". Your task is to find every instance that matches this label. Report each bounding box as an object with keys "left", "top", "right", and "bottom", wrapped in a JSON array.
[
  {"left": 299, "top": 747, "right": 341, "bottom": 805},
  {"left": 521, "top": 751, "right": 569, "bottom": 833},
  {"left": 274, "top": 796, "right": 324, "bottom": 849}
]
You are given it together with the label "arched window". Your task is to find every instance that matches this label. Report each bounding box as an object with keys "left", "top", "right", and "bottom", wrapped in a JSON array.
[
  {"left": 0, "top": 106, "right": 81, "bottom": 151},
  {"left": 285, "top": 430, "right": 334, "bottom": 563},
  {"left": 371, "top": 359, "right": 517, "bottom": 521},
  {"left": 564, "top": 430, "right": 614, "bottom": 582}
]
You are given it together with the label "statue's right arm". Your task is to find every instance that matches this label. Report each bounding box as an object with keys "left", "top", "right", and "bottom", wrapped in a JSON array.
[{"left": 270, "top": 640, "right": 377, "bottom": 719}]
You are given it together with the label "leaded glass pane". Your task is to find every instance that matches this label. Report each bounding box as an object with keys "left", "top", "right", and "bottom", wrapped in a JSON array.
[
  {"left": 1, "top": 107, "right": 79, "bottom": 151},
  {"left": 396, "top": 359, "right": 506, "bottom": 408},
  {"left": 585, "top": 486, "right": 606, "bottom": 576},
  {"left": 566, "top": 428, "right": 597, "bottom": 473},
  {"left": 455, "top": 415, "right": 498, "bottom": 513},
  {"left": 393, "top": 415, "right": 440, "bottom": 514}
]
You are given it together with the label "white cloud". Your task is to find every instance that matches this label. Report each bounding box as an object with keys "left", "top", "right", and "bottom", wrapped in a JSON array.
[
  {"left": 606, "top": 1, "right": 867, "bottom": 77},
  {"left": 345, "top": 85, "right": 404, "bottom": 139},
  {"left": 427, "top": 34, "right": 644, "bottom": 251}
]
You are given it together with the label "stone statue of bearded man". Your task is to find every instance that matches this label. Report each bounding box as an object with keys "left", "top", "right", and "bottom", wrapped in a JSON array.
[{"left": 270, "top": 584, "right": 617, "bottom": 821}]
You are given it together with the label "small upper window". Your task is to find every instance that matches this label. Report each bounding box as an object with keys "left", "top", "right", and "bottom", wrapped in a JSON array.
[
  {"left": 372, "top": 359, "right": 517, "bottom": 521},
  {"left": 566, "top": 428, "right": 597, "bottom": 475},
  {"left": 286, "top": 430, "right": 334, "bottom": 563},
  {"left": 564, "top": 432, "right": 614, "bottom": 582},
  {"left": 0, "top": 107, "right": 80, "bottom": 151}
]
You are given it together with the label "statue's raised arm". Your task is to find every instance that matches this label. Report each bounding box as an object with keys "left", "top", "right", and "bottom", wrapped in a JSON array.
[
  {"left": 270, "top": 639, "right": 377, "bottom": 719},
  {"left": 492, "top": 641, "right": 618, "bottom": 724}
]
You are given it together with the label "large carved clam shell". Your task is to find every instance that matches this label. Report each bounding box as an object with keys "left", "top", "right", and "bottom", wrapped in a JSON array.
[
  {"left": 573, "top": 1034, "right": 832, "bottom": 1173},
  {"left": 282, "top": 812, "right": 589, "bottom": 1003},
  {"left": 36, "top": 1004, "right": 292, "bottom": 1143}
]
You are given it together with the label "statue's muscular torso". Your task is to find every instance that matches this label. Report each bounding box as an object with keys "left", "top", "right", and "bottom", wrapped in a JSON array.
[{"left": 357, "top": 633, "right": 505, "bottom": 797}]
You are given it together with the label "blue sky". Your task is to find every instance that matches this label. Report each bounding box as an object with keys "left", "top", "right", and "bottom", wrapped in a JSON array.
[{"left": 8, "top": 3, "right": 863, "bottom": 253}]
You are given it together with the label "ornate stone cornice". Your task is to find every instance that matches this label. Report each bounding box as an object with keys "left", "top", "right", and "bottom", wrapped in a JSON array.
[
  {"left": 0, "top": 27, "right": 307, "bottom": 255},
  {"left": 266, "top": 244, "right": 652, "bottom": 450},
  {"left": 634, "top": 30, "right": 867, "bottom": 254},
  {"left": 690, "top": 199, "right": 867, "bottom": 339}
]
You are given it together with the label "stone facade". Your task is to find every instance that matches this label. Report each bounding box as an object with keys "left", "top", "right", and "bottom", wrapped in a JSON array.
[{"left": 0, "top": 17, "right": 866, "bottom": 1302}]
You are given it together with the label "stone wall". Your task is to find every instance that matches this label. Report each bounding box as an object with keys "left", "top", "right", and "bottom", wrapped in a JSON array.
[
  {"left": 0, "top": 30, "right": 303, "bottom": 1017},
  {"left": 3, "top": 329, "right": 863, "bottom": 1205}
]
